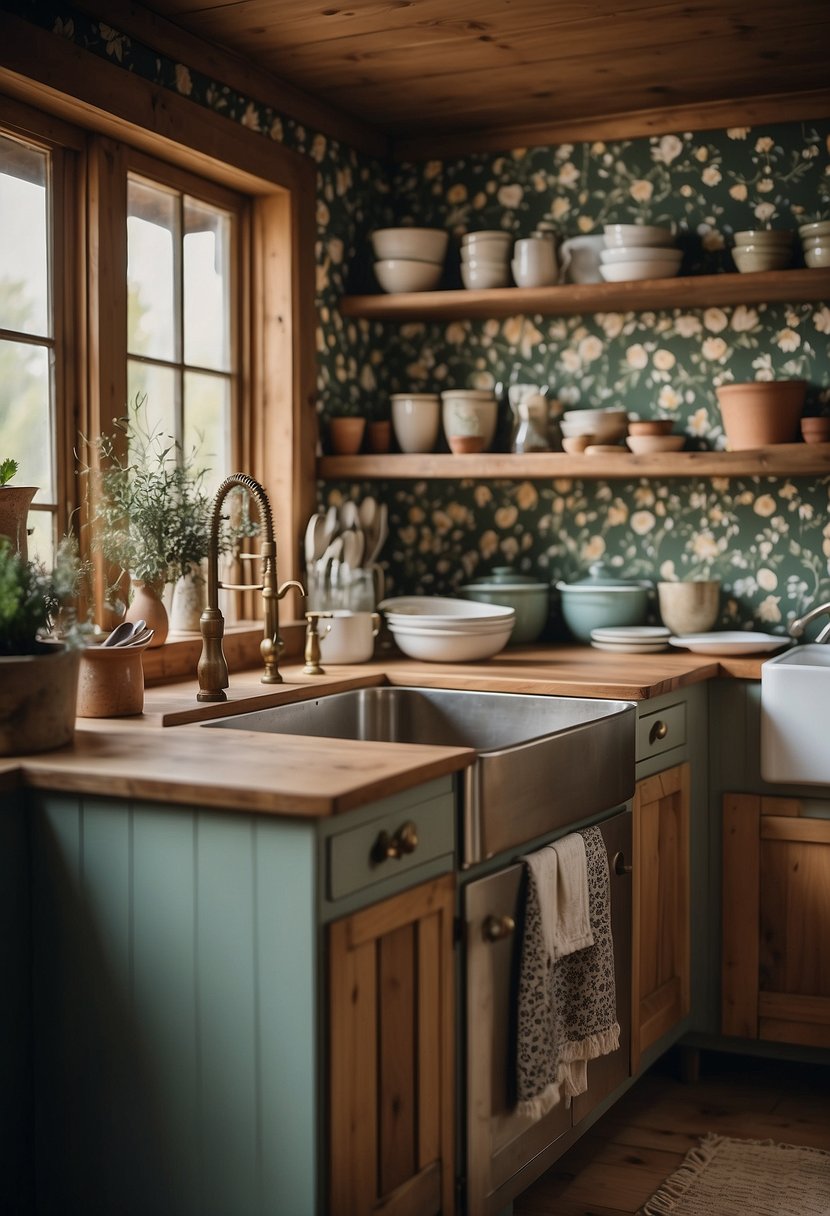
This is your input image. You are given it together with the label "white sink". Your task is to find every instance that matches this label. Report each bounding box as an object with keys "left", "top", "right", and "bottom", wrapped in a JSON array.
[{"left": 761, "top": 644, "right": 830, "bottom": 785}]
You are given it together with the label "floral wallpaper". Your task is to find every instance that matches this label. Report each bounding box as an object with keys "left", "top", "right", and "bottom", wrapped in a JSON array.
[{"left": 12, "top": 4, "right": 830, "bottom": 635}]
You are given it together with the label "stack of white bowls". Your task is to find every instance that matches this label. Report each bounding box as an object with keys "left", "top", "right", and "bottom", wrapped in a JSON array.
[
  {"left": 379, "top": 596, "right": 515, "bottom": 662},
  {"left": 440, "top": 388, "right": 498, "bottom": 451},
  {"left": 461, "top": 230, "right": 512, "bottom": 289},
  {"left": 800, "top": 220, "right": 830, "bottom": 269},
  {"left": 560, "top": 407, "right": 628, "bottom": 453},
  {"left": 731, "top": 229, "right": 792, "bottom": 273},
  {"left": 371, "top": 227, "right": 448, "bottom": 293},
  {"left": 600, "top": 224, "right": 682, "bottom": 282}
]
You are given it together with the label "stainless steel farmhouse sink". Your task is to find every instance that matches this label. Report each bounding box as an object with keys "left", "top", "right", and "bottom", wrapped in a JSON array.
[{"left": 205, "top": 687, "right": 635, "bottom": 864}]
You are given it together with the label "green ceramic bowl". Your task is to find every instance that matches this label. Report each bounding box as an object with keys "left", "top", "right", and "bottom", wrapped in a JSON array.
[
  {"left": 459, "top": 567, "right": 550, "bottom": 644},
  {"left": 555, "top": 563, "right": 651, "bottom": 643}
]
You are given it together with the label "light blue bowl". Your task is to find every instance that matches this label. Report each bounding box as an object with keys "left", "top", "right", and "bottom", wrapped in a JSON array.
[
  {"left": 459, "top": 567, "right": 550, "bottom": 644},
  {"left": 555, "top": 563, "right": 651, "bottom": 643}
]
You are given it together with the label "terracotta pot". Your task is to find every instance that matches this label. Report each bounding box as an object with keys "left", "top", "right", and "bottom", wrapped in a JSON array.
[
  {"left": 715, "top": 380, "right": 806, "bottom": 450},
  {"left": 801, "top": 416, "right": 830, "bottom": 444},
  {"left": 328, "top": 416, "right": 366, "bottom": 455},
  {"left": 0, "top": 486, "right": 37, "bottom": 561},
  {"left": 367, "top": 420, "right": 392, "bottom": 454},
  {"left": 77, "top": 643, "right": 145, "bottom": 717},
  {"left": 448, "top": 434, "right": 486, "bottom": 454},
  {"left": 0, "top": 643, "right": 80, "bottom": 755},
  {"left": 126, "top": 580, "right": 169, "bottom": 647}
]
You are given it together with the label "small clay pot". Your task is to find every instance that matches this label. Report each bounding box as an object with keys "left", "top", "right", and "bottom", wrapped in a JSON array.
[
  {"left": 328, "top": 416, "right": 366, "bottom": 455},
  {"left": 801, "top": 417, "right": 830, "bottom": 444},
  {"left": 77, "top": 644, "right": 146, "bottom": 717},
  {"left": 627, "top": 418, "right": 675, "bottom": 436},
  {"left": 367, "top": 420, "right": 392, "bottom": 453}
]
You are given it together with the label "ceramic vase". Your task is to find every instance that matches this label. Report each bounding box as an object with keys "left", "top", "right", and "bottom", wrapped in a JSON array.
[
  {"left": 126, "top": 580, "right": 169, "bottom": 647},
  {"left": 0, "top": 643, "right": 80, "bottom": 755},
  {"left": 0, "top": 485, "right": 37, "bottom": 561},
  {"left": 170, "top": 564, "right": 206, "bottom": 632},
  {"left": 77, "top": 643, "right": 145, "bottom": 717}
]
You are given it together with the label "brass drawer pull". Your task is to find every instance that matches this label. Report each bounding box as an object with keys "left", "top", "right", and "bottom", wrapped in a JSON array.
[
  {"left": 649, "top": 719, "right": 669, "bottom": 744},
  {"left": 371, "top": 820, "right": 419, "bottom": 864},
  {"left": 613, "top": 851, "right": 632, "bottom": 876},
  {"left": 483, "top": 914, "right": 516, "bottom": 942}
]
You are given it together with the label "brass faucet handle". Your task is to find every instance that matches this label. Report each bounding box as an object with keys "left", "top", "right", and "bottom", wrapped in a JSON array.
[
  {"left": 278, "top": 579, "right": 306, "bottom": 601},
  {"left": 303, "top": 611, "right": 333, "bottom": 675}
]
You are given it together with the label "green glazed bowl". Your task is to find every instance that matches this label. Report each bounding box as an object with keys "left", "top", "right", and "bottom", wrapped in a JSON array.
[
  {"left": 459, "top": 567, "right": 550, "bottom": 644},
  {"left": 555, "top": 562, "right": 651, "bottom": 643}
]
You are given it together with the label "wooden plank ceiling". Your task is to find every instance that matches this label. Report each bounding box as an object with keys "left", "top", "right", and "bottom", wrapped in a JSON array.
[{"left": 144, "top": 0, "right": 830, "bottom": 151}]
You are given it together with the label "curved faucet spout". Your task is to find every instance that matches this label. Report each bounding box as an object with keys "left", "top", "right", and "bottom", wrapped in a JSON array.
[
  {"left": 789, "top": 599, "right": 830, "bottom": 644},
  {"left": 197, "top": 474, "right": 304, "bottom": 702}
]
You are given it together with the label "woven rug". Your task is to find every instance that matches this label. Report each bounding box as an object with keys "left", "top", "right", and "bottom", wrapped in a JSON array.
[{"left": 640, "top": 1133, "right": 830, "bottom": 1215}]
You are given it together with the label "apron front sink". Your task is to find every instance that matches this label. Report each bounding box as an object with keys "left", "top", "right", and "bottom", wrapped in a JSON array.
[{"left": 205, "top": 686, "right": 635, "bottom": 864}]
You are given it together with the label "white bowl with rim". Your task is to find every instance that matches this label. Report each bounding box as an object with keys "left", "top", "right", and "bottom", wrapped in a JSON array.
[
  {"left": 600, "top": 246, "right": 682, "bottom": 267},
  {"left": 370, "top": 227, "right": 448, "bottom": 263},
  {"left": 461, "top": 261, "right": 511, "bottom": 289},
  {"left": 603, "top": 224, "right": 675, "bottom": 248},
  {"left": 374, "top": 258, "right": 443, "bottom": 293},
  {"left": 386, "top": 620, "right": 514, "bottom": 662},
  {"left": 380, "top": 595, "right": 512, "bottom": 622}
]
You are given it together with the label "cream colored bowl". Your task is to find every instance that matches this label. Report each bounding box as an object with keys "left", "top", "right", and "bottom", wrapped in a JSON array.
[
  {"left": 732, "top": 245, "right": 790, "bottom": 273},
  {"left": 626, "top": 434, "right": 685, "bottom": 454},
  {"left": 600, "top": 246, "right": 682, "bottom": 267},
  {"left": 603, "top": 224, "right": 674, "bottom": 248},
  {"left": 374, "top": 258, "right": 443, "bottom": 293},
  {"left": 370, "top": 227, "right": 448, "bottom": 263},
  {"left": 600, "top": 259, "right": 681, "bottom": 281}
]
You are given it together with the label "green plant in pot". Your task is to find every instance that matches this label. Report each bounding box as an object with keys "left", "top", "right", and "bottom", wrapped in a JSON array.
[
  {"left": 83, "top": 398, "right": 215, "bottom": 646},
  {"left": 0, "top": 535, "right": 88, "bottom": 755},
  {"left": 0, "top": 457, "right": 38, "bottom": 563}
]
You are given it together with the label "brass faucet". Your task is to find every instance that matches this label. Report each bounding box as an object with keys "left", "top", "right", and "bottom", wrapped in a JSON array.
[{"left": 197, "top": 474, "right": 304, "bottom": 702}]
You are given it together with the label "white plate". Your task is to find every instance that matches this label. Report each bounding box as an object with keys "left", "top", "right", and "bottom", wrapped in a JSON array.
[
  {"left": 591, "top": 640, "right": 670, "bottom": 653},
  {"left": 668, "top": 631, "right": 790, "bottom": 656},
  {"left": 591, "top": 626, "right": 671, "bottom": 641}
]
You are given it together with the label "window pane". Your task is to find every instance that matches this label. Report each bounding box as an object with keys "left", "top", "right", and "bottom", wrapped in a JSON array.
[
  {"left": 185, "top": 372, "right": 231, "bottom": 497},
  {"left": 0, "top": 133, "right": 49, "bottom": 337},
  {"left": 0, "top": 338, "right": 54, "bottom": 498},
  {"left": 128, "top": 177, "right": 178, "bottom": 362},
  {"left": 184, "top": 197, "right": 231, "bottom": 372},
  {"left": 27, "top": 509, "right": 55, "bottom": 568},
  {"left": 127, "top": 359, "right": 178, "bottom": 454}
]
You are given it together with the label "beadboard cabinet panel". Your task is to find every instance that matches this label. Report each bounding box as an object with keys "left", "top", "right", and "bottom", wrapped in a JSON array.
[
  {"left": 0, "top": 791, "right": 32, "bottom": 1215},
  {"left": 29, "top": 792, "right": 318, "bottom": 1216}
]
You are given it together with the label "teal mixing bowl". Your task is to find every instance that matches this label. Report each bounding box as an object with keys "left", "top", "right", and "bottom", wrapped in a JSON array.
[
  {"left": 555, "top": 563, "right": 651, "bottom": 643},
  {"left": 459, "top": 567, "right": 550, "bottom": 644}
]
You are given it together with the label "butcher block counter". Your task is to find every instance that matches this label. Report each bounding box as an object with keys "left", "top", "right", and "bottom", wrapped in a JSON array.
[{"left": 2, "top": 642, "right": 763, "bottom": 817}]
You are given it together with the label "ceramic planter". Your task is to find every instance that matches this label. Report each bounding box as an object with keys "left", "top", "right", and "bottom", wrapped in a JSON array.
[
  {"left": 328, "top": 416, "right": 366, "bottom": 455},
  {"left": 715, "top": 380, "right": 806, "bottom": 450},
  {"left": 0, "top": 642, "right": 80, "bottom": 755}
]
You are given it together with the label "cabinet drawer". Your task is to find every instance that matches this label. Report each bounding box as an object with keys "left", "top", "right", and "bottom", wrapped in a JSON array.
[
  {"left": 327, "top": 791, "right": 454, "bottom": 902},
  {"left": 636, "top": 701, "right": 686, "bottom": 762}
]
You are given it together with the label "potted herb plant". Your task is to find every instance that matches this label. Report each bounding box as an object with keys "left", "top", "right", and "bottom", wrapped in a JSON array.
[
  {"left": 0, "top": 458, "right": 38, "bottom": 562},
  {"left": 83, "top": 399, "right": 214, "bottom": 645},
  {"left": 0, "top": 535, "right": 87, "bottom": 755}
]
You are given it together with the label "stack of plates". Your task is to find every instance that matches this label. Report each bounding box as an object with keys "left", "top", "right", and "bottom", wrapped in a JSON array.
[
  {"left": 379, "top": 596, "right": 514, "bottom": 661},
  {"left": 590, "top": 626, "right": 671, "bottom": 653}
]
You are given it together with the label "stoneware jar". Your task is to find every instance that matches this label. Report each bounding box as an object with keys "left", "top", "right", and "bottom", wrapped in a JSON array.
[
  {"left": 76, "top": 642, "right": 147, "bottom": 717},
  {"left": 657, "top": 580, "right": 720, "bottom": 635}
]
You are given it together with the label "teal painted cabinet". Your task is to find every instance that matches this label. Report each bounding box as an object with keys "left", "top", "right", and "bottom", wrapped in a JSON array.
[{"left": 20, "top": 777, "right": 456, "bottom": 1216}]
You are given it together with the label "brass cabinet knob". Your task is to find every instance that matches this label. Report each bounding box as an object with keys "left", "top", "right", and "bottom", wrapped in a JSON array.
[
  {"left": 483, "top": 914, "right": 516, "bottom": 942},
  {"left": 613, "top": 851, "right": 633, "bottom": 876},
  {"left": 371, "top": 821, "right": 419, "bottom": 864},
  {"left": 649, "top": 719, "right": 669, "bottom": 744}
]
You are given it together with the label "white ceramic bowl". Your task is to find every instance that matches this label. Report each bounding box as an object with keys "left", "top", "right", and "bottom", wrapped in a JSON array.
[
  {"left": 600, "top": 259, "right": 681, "bottom": 281},
  {"left": 603, "top": 224, "right": 675, "bottom": 248},
  {"left": 374, "top": 258, "right": 443, "bottom": 293},
  {"left": 462, "top": 230, "right": 513, "bottom": 245},
  {"left": 385, "top": 620, "right": 514, "bottom": 662},
  {"left": 734, "top": 229, "right": 792, "bottom": 246},
  {"left": 370, "top": 227, "right": 448, "bottom": 263},
  {"left": 460, "top": 246, "right": 511, "bottom": 264},
  {"left": 390, "top": 395, "right": 440, "bottom": 453},
  {"left": 461, "top": 261, "right": 511, "bottom": 289},
  {"left": 380, "top": 595, "right": 513, "bottom": 622},
  {"left": 804, "top": 245, "right": 830, "bottom": 268},
  {"left": 562, "top": 407, "right": 627, "bottom": 424},
  {"left": 799, "top": 220, "right": 830, "bottom": 240},
  {"left": 731, "top": 245, "right": 790, "bottom": 273},
  {"left": 600, "top": 246, "right": 682, "bottom": 267}
]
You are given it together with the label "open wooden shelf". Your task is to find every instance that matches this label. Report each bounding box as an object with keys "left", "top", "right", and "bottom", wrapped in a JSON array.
[
  {"left": 318, "top": 444, "right": 830, "bottom": 481},
  {"left": 339, "top": 268, "right": 830, "bottom": 321}
]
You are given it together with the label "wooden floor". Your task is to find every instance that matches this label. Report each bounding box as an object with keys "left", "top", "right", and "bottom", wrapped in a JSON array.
[{"left": 513, "top": 1049, "right": 830, "bottom": 1215}]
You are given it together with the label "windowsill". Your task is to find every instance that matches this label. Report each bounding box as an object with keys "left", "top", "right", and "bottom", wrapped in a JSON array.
[{"left": 142, "top": 620, "right": 306, "bottom": 686}]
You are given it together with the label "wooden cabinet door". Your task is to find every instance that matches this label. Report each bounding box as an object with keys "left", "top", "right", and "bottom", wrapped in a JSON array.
[
  {"left": 632, "top": 762, "right": 690, "bottom": 1070},
  {"left": 722, "top": 794, "right": 830, "bottom": 1049},
  {"left": 328, "top": 875, "right": 455, "bottom": 1216}
]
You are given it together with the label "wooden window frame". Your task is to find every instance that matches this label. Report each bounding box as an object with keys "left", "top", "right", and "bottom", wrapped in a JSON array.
[{"left": 0, "top": 26, "right": 318, "bottom": 622}]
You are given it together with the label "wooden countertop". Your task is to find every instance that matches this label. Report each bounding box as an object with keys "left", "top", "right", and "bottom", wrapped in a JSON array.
[{"left": 2, "top": 643, "right": 765, "bottom": 817}]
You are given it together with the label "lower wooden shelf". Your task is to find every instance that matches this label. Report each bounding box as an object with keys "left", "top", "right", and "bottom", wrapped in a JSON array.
[{"left": 318, "top": 444, "right": 830, "bottom": 481}]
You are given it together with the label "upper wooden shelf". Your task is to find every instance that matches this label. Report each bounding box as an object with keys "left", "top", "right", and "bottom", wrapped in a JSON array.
[
  {"left": 339, "top": 268, "right": 830, "bottom": 321},
  {"left": 318, "top": 445, "right": 830, "bottom": 481}
]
